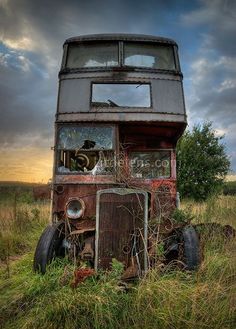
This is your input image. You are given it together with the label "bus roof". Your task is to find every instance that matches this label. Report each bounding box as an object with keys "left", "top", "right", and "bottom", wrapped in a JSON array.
[{"left": 64, "top": 34, "right": 178, "bottom": 47}]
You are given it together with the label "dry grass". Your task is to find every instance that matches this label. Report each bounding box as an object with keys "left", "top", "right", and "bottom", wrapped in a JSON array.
[
  {"left": 0, "top": 190, "right": 235, "bottom": 329},
  {"left": 0, "top": 189, "right": 50, "bottom": 265},
  {"left": 182, "top": 195, "right": 236, "bottom": 227}
]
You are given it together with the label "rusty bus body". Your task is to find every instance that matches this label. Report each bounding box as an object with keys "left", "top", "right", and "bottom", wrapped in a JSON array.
[{"left": 34, "top": 34, "right": 198, "bottom": 277}]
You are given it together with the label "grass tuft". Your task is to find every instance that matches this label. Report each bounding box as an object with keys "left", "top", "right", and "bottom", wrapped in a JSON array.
[{"left": 0, "top": 187, "right": 235, "bottom": 329}]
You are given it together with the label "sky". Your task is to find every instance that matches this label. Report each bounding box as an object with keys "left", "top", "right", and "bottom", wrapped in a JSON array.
[{"left": 0, "top": 0, "right": 235, "bottom": 182}]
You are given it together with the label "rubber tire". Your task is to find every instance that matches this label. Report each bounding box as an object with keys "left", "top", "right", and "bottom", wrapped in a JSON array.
[
  {"left": 33, "top": 221, "right": 65, "bottom": 274},
  {"left": 182, "top": 225, "right": 200, "bottom": 270}
]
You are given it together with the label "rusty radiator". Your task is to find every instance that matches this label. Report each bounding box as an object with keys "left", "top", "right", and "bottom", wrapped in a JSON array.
[{"left": 95, "top": 188, "right": 148, "bottom": 273}]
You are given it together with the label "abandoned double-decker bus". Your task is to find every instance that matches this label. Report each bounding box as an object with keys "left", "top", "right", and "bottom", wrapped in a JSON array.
[{"left": 34, "top": 34, "right": 200, "bottom": 277}]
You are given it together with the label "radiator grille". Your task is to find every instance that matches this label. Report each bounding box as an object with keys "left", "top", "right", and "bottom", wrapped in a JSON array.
[{"left": 95, "top": 189, "right": 148, "bottom": 272}]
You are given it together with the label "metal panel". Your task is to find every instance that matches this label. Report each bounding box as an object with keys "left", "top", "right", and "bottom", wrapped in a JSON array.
[
  {"left": 58, "top": 79, "right": 90, "bottom": 113},
  {"left": 95, "top": 188, "right": 148, "bottom": 273},
  {"left": 56, "top": 112, "right": 187, "bottom": 123},
  {"left": 58, "top": 74, "right": 185, "bottom": 116},
  {"left": 64, "top": 34, "right": 177, "bottom": 46},
  {"left": 152, "top": 79, "right": 185, "bottom": 114},
  {"left": 59, "top": 71, "right": 182, "bottom": 80},
  {"left": 52, "top": 183, "right": 117, "bottom": 218}
]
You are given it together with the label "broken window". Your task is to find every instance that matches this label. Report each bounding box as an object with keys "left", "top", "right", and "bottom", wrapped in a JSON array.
[
  {"left": 91, "top": 83, "right": 151, "bottom": 108},
  {"left": 66, "top": 42, "right": 118, "bottom": 68},
  {"left": 130, "top": 151, "right": 171, "bottom": 178},
  {"left": 124, "top": 43, "right": 176, "bottom": 70},
  {"left": 57, "top": 126, "right": 115, "bottom": 175}
]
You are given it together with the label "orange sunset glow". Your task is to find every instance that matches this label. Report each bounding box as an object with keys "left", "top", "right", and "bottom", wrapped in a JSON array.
[{"left": 0, "top": 147, "right": 53, "bottom": 183}]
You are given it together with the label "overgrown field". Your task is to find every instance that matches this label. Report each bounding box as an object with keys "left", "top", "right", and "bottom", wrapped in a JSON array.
[
  {"left": 0, "top": 184, "right": 235, "bottom": 329},
  {"left": 223, "top": 181, "right": 236, "bottom": 196}
]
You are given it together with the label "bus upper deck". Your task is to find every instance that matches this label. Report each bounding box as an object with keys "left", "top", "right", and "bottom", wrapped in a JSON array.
[{"left": 56, "top": 34, "right": 186, "bottom": 131}]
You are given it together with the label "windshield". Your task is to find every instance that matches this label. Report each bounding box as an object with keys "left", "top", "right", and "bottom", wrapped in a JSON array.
[
  {"left": 57, "top": 126, "right": 115, "bottom": 175},
  {"left": 65, "top": 41, "right": 176, "bottom": 71},
  {"left": 66, "top": 42, "right": 118, "bottom": 68},
  {"left": 124, "top": 43, "right": 176, "bottom": 70}
]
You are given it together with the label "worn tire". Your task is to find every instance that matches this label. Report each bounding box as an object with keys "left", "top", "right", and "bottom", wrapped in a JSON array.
[
  {"left": 33, "top": 221, "right": 65, "bottom": 274},
  {"left": 182, "top": 225, "right": 200, "bottom": 270}
]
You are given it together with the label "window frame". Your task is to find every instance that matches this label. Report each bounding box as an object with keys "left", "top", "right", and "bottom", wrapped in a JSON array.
[
  {"left": 65, "top": 41, "right": 119, "bottom": 69},
  {"left": 90, "top": 82, "right": 152, "bottom": 109},
  {"left": 123, "top": 42, "right": 177, "bottom": 71},
  {"left": 128, "top": 149, "right": 172, "bottom": 179},
  {"left": 55, "top": 124, "right": 117, "bottom": 176},
  {"left": 63, "top": 41, "right": 179, "bottom": 72}
]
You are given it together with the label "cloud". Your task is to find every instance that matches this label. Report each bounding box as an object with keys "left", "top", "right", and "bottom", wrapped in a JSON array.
[
  {"left": 2, "top": 0, "right": 190, "bottom": 182},
  {"left": 0, "top": 0, "right": 193, "bottom": 147},
  {"left": 0, "top": 50, "right": 55, "bottom": 144},
  {"left": 181, "top": 0, "right": 236, "bottom": 171},
  {"left": 181, "top": 0, "right": 236, "bottom": 56},
  {"left": 186, "top": 54, "right": 236, "bottom": 170},
  {"left": 0, "top": 0, "right": 236, "bottom": 180}
]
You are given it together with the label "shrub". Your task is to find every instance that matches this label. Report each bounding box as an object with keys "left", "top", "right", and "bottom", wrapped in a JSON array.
[{"left": 177, "top": 122, "right": 230, "bottom": 201}]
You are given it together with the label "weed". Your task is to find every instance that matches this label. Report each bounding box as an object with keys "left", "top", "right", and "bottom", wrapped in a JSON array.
[
  {"left": 0, "top": 187, "right": 235, "bottom": 329},
  {"left": 172, "top": 208, "right": 194, "bottom": 223}
]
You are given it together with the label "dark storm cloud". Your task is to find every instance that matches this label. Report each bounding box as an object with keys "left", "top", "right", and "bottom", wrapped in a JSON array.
[
  {"left": 0, "top": 50, "right": 55, "bottom": 147},
  {"left": 182, "top": 0, "right": 236, "bottom": 57},
  {"left": 189, "top": 57, "right": 236, "bottom": 127},
  {"left": 0, "top": 0, "right": 196, "bottom": 52},
  {"left": 181, "top": 0, "right": 236, "bottom": 170},
  {"left": 0, "top": 0, "right": 236, "bottom": 173},
  {"left": 0, "top": 0, "right": 194, "bottom": 148}
]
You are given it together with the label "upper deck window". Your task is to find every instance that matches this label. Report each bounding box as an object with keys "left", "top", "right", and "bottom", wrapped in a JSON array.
[
  {"left": 91, "top": 83, "right": 151, "bottom": 108},
  {"left": 124, "top": 43, "right": 176, "bottom": 70},
  {"left": 66, "top": 42, "right": 118, "bottom": 68}
]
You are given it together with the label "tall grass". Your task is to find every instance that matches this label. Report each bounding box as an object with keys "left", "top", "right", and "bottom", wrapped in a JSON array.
[
  {"left": 0, "top": 239, "right": 235, "bottom": 329},
  {"left": 0, "top": 185, "right": 49, "bottom": 268},
  {"left": 182, "top": 195, "right": 236, "bottom": 227},
  {"left": 0, "top": 190, "right": 235, "bottom": 329}
]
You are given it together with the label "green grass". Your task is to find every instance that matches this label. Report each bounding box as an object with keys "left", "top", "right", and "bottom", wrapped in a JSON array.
[
  {"left": 182, "top": 195, "right": 236, "bottom": 227},
  {"left": 0, "top": 186, "right": 235, "bottom": 329},
  {"left": 0, "top": 183, "right": 49, "bottom": 267},
  {"left": 0, "top": 241, "right": 235, "bottom": 329},
  {"left": 223, "top": 181, "right": 236, "bottom": 196}
]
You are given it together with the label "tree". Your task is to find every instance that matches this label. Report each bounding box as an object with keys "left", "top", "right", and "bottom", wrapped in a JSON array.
[{"left": 176, "top": 122, "right": 230, "bottom": 201}]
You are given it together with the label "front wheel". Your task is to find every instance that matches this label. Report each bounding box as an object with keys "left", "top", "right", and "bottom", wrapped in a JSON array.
[
  {"left": 181, "top": 225, "right": 200, "bottom": 270},
  {"left": 33, "top": 221, "right": 65, "bottom": 274}
]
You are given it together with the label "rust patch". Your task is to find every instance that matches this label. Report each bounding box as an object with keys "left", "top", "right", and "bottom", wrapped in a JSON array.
[
  {"left": 121, "top": 257, "right": 139, "bottom": 280},
  {"left": 80, "top": 236, "right": 95, "bottom": 260},
  {"left": 71, "top": 268, "right": 95, "bottom": 288},
  {"left": 53, "top": 184, "right": 117, "bottom": 218},
  {"left": 97, "top": 191, "right": 147, "bottom": 271},
  {"left": 74, "top": 218, "right": 96, "bottom": 232}
]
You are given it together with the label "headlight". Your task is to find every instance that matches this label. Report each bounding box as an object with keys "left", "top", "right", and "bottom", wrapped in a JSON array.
[{"left": 66, "top": 198, "right": 85, "bottom": 219}]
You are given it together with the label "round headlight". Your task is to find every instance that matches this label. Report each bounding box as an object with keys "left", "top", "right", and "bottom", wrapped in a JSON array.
[{"left": 66, "top": 198, "right": 85, "bottom": 219}]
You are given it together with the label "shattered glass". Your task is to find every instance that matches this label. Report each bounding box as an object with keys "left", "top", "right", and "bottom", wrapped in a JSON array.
[
  {"left": 57, "top": 126, "right": 115, "bottom": 175},
  {"left": 58, "top": 126, "right": 113, "bottom": 150}
]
